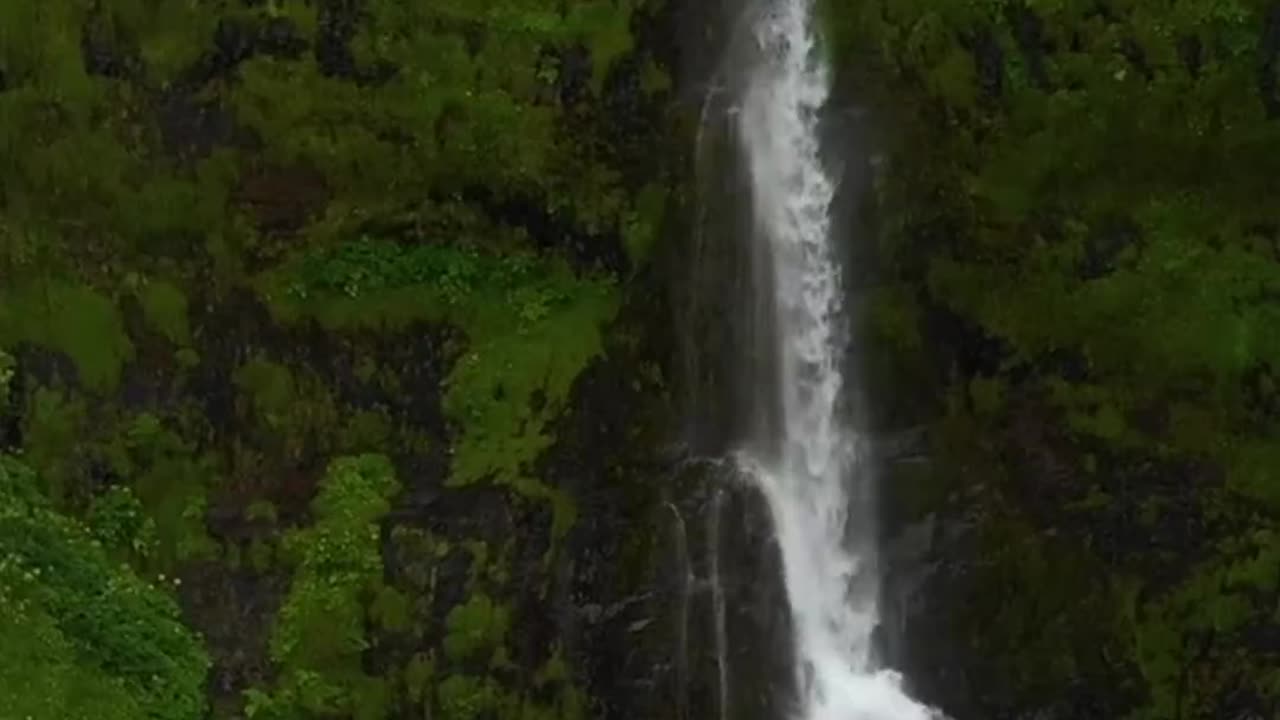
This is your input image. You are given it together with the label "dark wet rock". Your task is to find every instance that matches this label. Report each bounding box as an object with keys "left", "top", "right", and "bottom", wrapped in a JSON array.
[
  {"left": 1260, "top": 4, "right": 1280, "bottom": 118},
  {"left": 81, "top": 10, "right": 139, "bottom": 79},
  {"left": 454, "top": 185, "right": 628, "bottom": 275},
  {"left": 315, "top": 0, "right": 360, "bottom": 79},
  {"left": 234, "top": 162, "right": 331, "bottom": 239},
  {"left": 257, "top": 16, "right": 308, "bottom": 60}
]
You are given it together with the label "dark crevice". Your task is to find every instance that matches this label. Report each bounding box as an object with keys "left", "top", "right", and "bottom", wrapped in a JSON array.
[
  {"left": 0, "top": 355, "right": 26, "bottom": 450},
  {"left": 1081, "top": 214, "right": 1141, "bottom": 280},
  {"left": 558, "top": 45, "right": 594, "bottom": 107},
  {"left": 172, "top": 14, "right": 312, "bottom": 92},
  {"left": 155, "top": 90, "right": 244, "bottom": 160},
  {"left": 1178, "top": 35, "right": 1203, "bottom": 80},
  {"left": 256, "top": 16, "right": 310, "bottom": 59},
  {"left": 315, "top": 0, "right": 362, "bottom": 79},
  {"left": 965, "top": 27, "right": 1005, "bottom": 101},
  {"left": 1004, "top": 5, "right": 1053, "bottom": 90},
  {"left": 600, "top": 55, "right": 668, "bottom": 189},
  {"left": 1260, "top": 4, "right": 1280, "bottom": 118},
  {"left": 81, "top": 8, "right": 142, "bottom": 79},
  {"left": 171, "top": 15, "right": 259, "bottom": 90},
  {"left": 1119, "top": 36, "right": 1154, "bottom": 82},
  {"left": 924, "top": 301, "right": 1010, "bottom": 379},
  {"left": 453, "top": 186, "right": 628, "bottom": 275}
]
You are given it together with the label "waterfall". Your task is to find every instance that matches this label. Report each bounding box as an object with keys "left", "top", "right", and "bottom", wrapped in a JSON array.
[
  {"left": 707, "top": 487, "right": 730, "bottom": 720},
  {"left": 729, "top": 1, "right": 942, "bottom": 718}
]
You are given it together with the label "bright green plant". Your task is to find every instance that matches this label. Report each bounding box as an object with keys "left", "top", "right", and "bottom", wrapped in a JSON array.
[
  {"left": 86, "top": 485, "right": 159, "bottom": 563},
  {"left": 249, "top": 454, "right": 400, "bottom": 718},
  {"left": 0, "top": 455, "right": 210, "bottom": 719}
]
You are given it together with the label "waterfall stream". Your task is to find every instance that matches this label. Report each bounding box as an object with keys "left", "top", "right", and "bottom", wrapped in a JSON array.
[{"left": 728, "top": 1, "right": 943, "bottom": 718}]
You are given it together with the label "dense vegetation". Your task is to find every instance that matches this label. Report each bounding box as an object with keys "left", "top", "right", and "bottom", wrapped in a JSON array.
[
  {"left": 0, "top": 454, "right": 209, "bottom": 719},
  {"left": 0, "top": 0, "right": 676, "bottom": 717},
  {"left": 4, "top": 0, "right": 1276, "bottom": 718},
  {"left": 825, "top": 0, "right": 1280, "bottom": 717}
]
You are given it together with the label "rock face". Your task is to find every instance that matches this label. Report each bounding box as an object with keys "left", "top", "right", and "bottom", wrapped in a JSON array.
[
  {"left": 0, "top": 0, "right": 722, "bottom": 717},
  {"left": 828, "top": 0, "right": 1280, "bottom": 718},
  {"left": 6, "top": 0, "right": 1278, "bottom": 718}
]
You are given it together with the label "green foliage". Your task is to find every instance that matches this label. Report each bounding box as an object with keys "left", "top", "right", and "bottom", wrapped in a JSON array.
[
  {"left": 234, "top": 356, "right": 341, "bottom": 463},
  {"left": 841, "top": 0, "right": 1280, "bottom": 714},
  {"left": 404, "top": 653, "right": 436, "bottom": 705},
  {"left": 102, "top": 412, "right": 217, "bottom": 569},
  {"left": 1128, "top": 526, "right": 1280, "bottom": 720},
  {"left": 21, "top": 385, "right": 88, "bottom": 503},
  {"left": 251, "top": 454, "right": 400, "bottom": 718},
  {"left": 437, "top": 674, "right": 505, "bottom": 720},
  {"left": 135, "top": 279, "right": 192, "bottom": 347},
  {"left": 235, "top": 359, "right": 297, "bottom": 422},
  {"left": 370, "top": 585, "right": 412, "bottom": 632},
  {"left": 0, "top": 455, "right": 209, "bottom": 718},
  {"left": 0, "top": 593, "right": 149, "bottom": 720},
  {"left": 1, "top": 1, "right": 671, "bottom": 717},
  {"left": 443, "top": 593, "right": 511, "bottom": 662},
  {"left": 622, "top": 182, "right": 669, "bottom": 266},
  {"left": 0, "top": 282, "right": 134, "bottom": 392},
  {"left": 266, "top": 238, "right": 617, "bottom": 538},
  {"left": 87, "top": 485, "right": 160, "bottom": 563}
]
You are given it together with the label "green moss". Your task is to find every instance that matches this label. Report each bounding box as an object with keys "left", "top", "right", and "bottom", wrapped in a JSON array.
[
  {"left": 388, "top": 526, "right": 448, "bottom": 603},
  {"left": 442, "top": 593, "right": 511, "bottom": 663},
  {"left": 841, "top": 0, "right": 1280, "bottom": 712},
  {"left": 370, "top": 585, "right": 411, "bottom": 633},
  {"left": 263, "top": 239, "right": 617, "bottom": 538},
  {"left": 639, "top": 58, "right": 672, "bottom": 96},
  {"left": 2, "top": 2, "right": 673, "bottom": 717},
  {"left": 0, "top": 282, "right": 133, "bottom": 393},
  {"left": 105, "top": 413, "right": 217, "bottom": 569},
  {"left": 866, "top": 285, "right": 923, "bottom": 352},
  {"left": 235, "top": 358, "right": 296, "bottom": 424},
  {"left": 404, "top": 653, "right": 436, "bottom": 705},
  {"left": 135, "top": 279, "right": 192, "bottom": 347},
  {"left": 254, "top": 454, "right": 400, "bottom": 718},
  {"left": 566, "top": 0, "right": 636, "bottom": 94},
  {"left": 341, "top": 409, "right": 393, "bottom": 453},
  {"left": 437, "top": 674, "right": 504, "bottom": 720},
  {"left": 248, "top": 538, "right": 275, "bottom": 573},
  {"left": 622, "top": 182, "right": 668, "bottom": 266},
  {"left": 1126, "top": 527, "right": 1280, "bottom": 719},
  {"left": 21, "top": 385, "right": 88, "bottom": 504},
  {"left": 246, "top": 499, "right": 279, "bottom": 523},
  {"left": 234, "top": 356, "right": 340, "bottom": 463},
  {"left": 104, "top": 0, "right": 223, "bottom": 83}
]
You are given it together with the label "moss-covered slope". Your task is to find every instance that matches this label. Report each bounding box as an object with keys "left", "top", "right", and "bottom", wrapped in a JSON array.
[
  {"left": 0, "top": 0, "right": 684, "bottom": 717},
  {"left": 823, "top": 0, "right": 1280, "bottom": 717}
]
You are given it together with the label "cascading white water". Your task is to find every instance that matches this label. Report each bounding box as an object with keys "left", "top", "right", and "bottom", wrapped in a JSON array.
[{"left": 732, "top": 1, "right": 941, "bottom": 719}]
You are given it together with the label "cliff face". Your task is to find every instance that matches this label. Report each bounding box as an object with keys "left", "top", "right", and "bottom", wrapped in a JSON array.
[
  {"left": 6, "top": 0, "right": 1276, "bottom": 718},
  {"left": 822, "top": 1, "right": 1280, "bottom": 718},
  {"left": 0, "top": 0, "right": 709, "bottom": 717}
]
